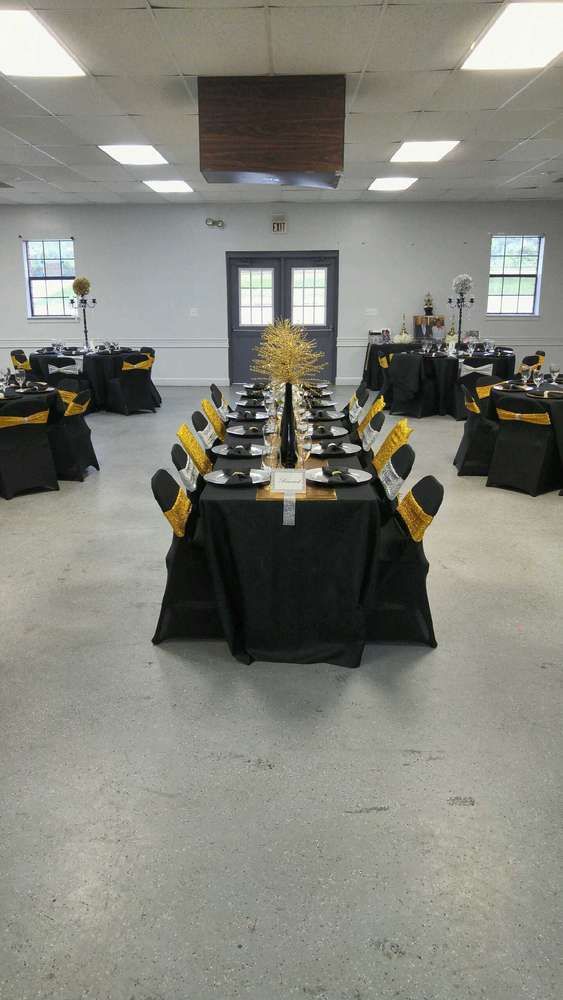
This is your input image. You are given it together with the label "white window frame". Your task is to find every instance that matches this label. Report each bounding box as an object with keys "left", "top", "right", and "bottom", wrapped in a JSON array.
[
  {"left": 486, "top": 234, "right": 545, "bottom": 319},
  {"left": 21, "top": 237, "right": 79, "bottom": 321}
]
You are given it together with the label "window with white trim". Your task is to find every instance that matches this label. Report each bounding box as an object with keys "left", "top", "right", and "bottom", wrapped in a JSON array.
[
  {"left": 291, "top": 267, "right": 327, "bottom": 326},
  {"left": 238, "top": 268, "right": 273, "bottom": 326},
  {"left": 487, "top": 235, "right": 544, "bottom": 316},
  {"left": 22, "top": 238, "right": 77, "bottom": 318}
]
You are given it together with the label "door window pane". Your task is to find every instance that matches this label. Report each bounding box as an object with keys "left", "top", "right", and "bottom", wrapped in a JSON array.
[
  {"left": 291, "top": 266, "right": 327, "bottom": 326},
  {"left": 238, "top": 268, "right": 273, "bottom": 327}
]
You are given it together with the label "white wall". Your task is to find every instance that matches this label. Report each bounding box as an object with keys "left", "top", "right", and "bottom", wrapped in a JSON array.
[{"left": 1, "top": 201, "right": 562, "bottom": 384}]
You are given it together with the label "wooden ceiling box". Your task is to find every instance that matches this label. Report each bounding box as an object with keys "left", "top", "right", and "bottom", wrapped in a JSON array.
[{"left": 198, "top": 76, "right": 345, "bottom": 190}]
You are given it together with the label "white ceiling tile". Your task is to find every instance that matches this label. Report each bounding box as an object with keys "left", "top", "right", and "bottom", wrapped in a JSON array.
[
  {"left": 56, "top": 115, "right": 148, "bottom": 145},
  {"left": 271, "top": 6, "right": 378, "bottom": 74},
  {"left": 349, "top": 71, "right": 448, "bottom": 113},
  {"left": 0, "top": 116, "right": 76, "bottom": 145},
  {"left": 95, "top": 76, "right": 196, "bottom": 116},
  {"left": 345, "top": 112, "right": 418, "bottom": 144},
  {"left": 155, "top": 9, "right": 269, "bottom": 75},
  {"left": 156, "top": 144, "right": 199, "bottom": 169},
  {"left": 0, "top": 139, "right": 58, "bottom": 166},
  {"left": 41, "top": 10, "right": 178, "bottom": 76},
  {"left": 14, "top": 78, "right": 122, "bottom": 117},
  {"left": 0, "top": 79, "right": 50, "bottom": 117},
  {"left": 535, "top": 116, "right": 563, "bottom": 140},
  {"left": 427, "top": 70, "right": 537, "bottom": 111},
  {"left": 39, "top": 145, "right": 116, "bottom": 167},
  {"left": 131, "top": 113, "right": 198, "bottom": 147},
  {"left": 344, "top": 140, "right": 398, "bottom": 163},
  {"left": 368, "top": 3, "right": 502, "bottom": 72},
  {"left": 506, "top": 69, "right": 563, "bottom": 111},
  {"left": 499, "top": 139, "right": 563, "bottom": 162},
  {"left": 65, "top": 163, "right": 131, "bottom": 181}
]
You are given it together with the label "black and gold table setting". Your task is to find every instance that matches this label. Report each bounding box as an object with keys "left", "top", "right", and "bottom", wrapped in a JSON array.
[{"left": 491, "top": 377, "right": 563, "bottom": 471}]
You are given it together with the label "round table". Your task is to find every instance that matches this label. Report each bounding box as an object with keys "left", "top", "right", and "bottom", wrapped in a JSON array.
[
  {"left": 29, "top": 350, "right": 133, "bottom": 409},
  {"left": 0, "top": 385, "right": 58, "bottom": 413},
  {"left": 491, "top": 384, "right": 563, "bottom": 474}
]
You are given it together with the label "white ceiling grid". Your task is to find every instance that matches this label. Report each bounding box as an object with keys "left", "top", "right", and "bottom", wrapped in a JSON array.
[{"left": 0, "top": 0, "right": 562, "bottom": 204}]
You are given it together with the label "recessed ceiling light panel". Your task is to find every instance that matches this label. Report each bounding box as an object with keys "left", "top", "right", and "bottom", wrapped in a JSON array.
[
  {"left": 463, "top": 3, "right": 563, "bottom": 71},
  {"left": 368, "top": 177, "right": 418, "bottom": 192},
  {"left": 99, "top": 145, "right": 168, "bottom": 166},
  {"left": 391, "top": 141, "right": 459, "bottom": 163},
  {"left": 0, "top": 11, "right": 84, "bottom": 77},
  {"left": 143, "top": 180, "right": 193, "bottom": 193}
]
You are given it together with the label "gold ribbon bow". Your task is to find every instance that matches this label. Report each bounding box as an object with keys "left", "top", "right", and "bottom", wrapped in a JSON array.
[
  {"left": 164, "top": 489, "right": 192, "bottom": 538},
  {"left": 122, "top": 357, "right": 154, "bottom": 371},
  {"left": 397, "top": 490, "right": 433, "bottom": 542},
  {"left": 372, "top": 418, "right": 412, "bottom": 474},
  {"left": 476, "top": 383, "right": 493, "bottom": 400},
  {"left": 465, "top": 399, "right": 480, "bottom": 414},
  {"left": 57, "top": 388, "right": 77, "bottom": 406},
  {"left": 11, "top": 355, "right": 31, "bottom": 371},
  {"left": 496, "top": 407, "right": 550, "bottom": 426},
  {"left": 358, "top": 394, "right": 385, "bottom": 435},
  {"left": 177, "top": 423, "right": 212, "bottom": 474},
  {"left": 65, "top": 399, "right": 90, "bottom": 417},
  {"left": 0, "top": 409, "right": 49, "bottom": 428},
  {"left": 202, "top": 399, "right": 225, "bottom": 442},
  {"left": 378, "top": 354, "right": 393, "bottom": 369}
]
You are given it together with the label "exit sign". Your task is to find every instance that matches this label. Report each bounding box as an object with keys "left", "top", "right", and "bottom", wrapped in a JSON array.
[{"left": 272, "top": 217, "right": 287, "bottom": 234}]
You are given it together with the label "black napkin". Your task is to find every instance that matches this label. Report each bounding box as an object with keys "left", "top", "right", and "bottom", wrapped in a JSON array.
[
  {"left": 310, "top": 409, "right": 331, "bottom": 420},
  {"left": 321, "top": 465, "right": 357, "bottom": 485},
  {"left": 225, "top": 468, "right": 253, "bottom": 485},
  {"left": 229, "top": 444, "right": 253, "bottom": 456},
  {"left": 313, "top": 424, "right": 329, "bottom": 436},
  {"left": 321, "top": 443, "right": 347, "bottom": 456}
]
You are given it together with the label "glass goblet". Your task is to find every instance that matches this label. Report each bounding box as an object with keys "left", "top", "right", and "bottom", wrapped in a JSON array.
[
  {"left": 533, "top": 370, "right": 543, "bottom": 389},
  {"left": 549, "top": 364, "right": 560, "bottom": 383},
  {"left": 15, "top": 368, "right": 26, "bottom": 389}
]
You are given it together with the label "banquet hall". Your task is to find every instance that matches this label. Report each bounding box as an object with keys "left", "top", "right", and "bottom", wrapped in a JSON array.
[{"left": 1, "top": 2, "right": 563, "bottom": 999}]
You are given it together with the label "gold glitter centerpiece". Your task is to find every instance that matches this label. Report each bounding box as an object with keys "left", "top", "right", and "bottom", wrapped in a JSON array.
[{"left": 251, "top": 318, "right": 324, "bottom": 385}]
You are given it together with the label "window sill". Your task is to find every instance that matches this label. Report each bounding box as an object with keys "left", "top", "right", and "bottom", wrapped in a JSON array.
[
  {"left": 26, "top": 316, "right": 79, "bottom": 322},
  {"left": 485, "top": 314, "right": 541, "bottom": 320}
]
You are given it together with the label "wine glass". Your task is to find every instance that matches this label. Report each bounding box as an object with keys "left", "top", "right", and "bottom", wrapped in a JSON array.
[
  {"left": 15, "top": 368, "right": 26, "bottom": 389},
  {"left": 549, "top": 364, "right": 560, "bottom": 383},
  {"left": 533, "top": 369, "right": 543, "bottom": 389},
  {"left": 520, "top": 370, "right": 529, "bottom": 387}
]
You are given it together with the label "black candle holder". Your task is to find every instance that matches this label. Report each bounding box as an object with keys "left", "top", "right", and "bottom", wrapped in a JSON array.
[
  {"left": 69, "top": 295, "right": 97, "bottom": 350},
  {"left": 448, "top": 293, "right": 474, "bottom": 350}
]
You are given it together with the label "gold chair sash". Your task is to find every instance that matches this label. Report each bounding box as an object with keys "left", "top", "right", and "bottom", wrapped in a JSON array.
[
  {"left": 57, "top": 388, "right": 77, "bottom": 406},
  {"left": 358, "top": 394, "right": 385, "bottom": 435},
  {"left": 164, "top": 489, "right": 192, "bottom": 538},
  {"left": 465, "top": 399, "right": 480, "bottom": 414},
  {"left": 122, "top": 357, "right": 154, "bottom": 371},
  {"left": 378, "top": 354, "right": 393, "bottom": 369},
  {"left": 11, "top": 355, "right": 31, "bottom": 371},
  {"left": 0, "top": 409, "right": 49, "bottom": 428},
  {"left": 475, "top": 383, "right": 493, "bottom": 400},
  {"left": 372, "top": 418, "right": 412, "bottom": 474},
  {"left": 202, "top": 398, "right": 225, "bottom": 441},
  {"left": 496, "top": 407, "right": 550, "bottom": 426},
  {"left": 177, "top": 423, "right": 212, "bottom": 474},
  {"left": 397, "top": 490, "right": 433, "bottom": 542},
  {"left": 65, "top": 399, "right": 90, "bottom": 417}
]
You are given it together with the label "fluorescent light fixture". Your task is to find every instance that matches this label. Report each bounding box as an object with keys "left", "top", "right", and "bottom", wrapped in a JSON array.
[
  {"left": 391, "top": 141, "right": 459, "bottom": 163},
  {"left": 143, "top": 180, "right": 193, "bottom": 193},
  {"left": 368, "top": 177, "right": 418, "bottom": 192},
  {"left": 99, "top": 145, "right": 168, "bottom": 166},
  {"left": 0, "top": 11, "right": 84, "bottom": 77},
  {"left": 463, "top": 3, "right": 563, "bottom": 71}
]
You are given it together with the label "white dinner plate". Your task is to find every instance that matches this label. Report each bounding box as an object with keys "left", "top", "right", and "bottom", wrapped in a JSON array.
[
  {"left": 204, "top": 468, "right": 270, "bottom": 486},
  {"left": 227, "top": 424, "right": 265, "bottom": 436},
  {"left": 311, "top": 425, "right": 349, "bottom": 439},
  {"left": 227, "top": 410, "right": 268, "bottom": 420},
  {"left": 306, "top": 467, "right": 372, "bottom": 486},
  {"left": 213, "top": 443, "right": 265, "bottom": 457},
  {"left": 311, "top": 442, "right": 361, "bottom": 456}
]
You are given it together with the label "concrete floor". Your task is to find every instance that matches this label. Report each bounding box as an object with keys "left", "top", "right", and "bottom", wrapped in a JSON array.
[{"left": 1, "top": 386, "right": 562, "bottom": 1000}]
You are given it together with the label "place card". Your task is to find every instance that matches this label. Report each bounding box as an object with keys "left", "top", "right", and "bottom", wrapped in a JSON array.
[{"left": 271, "top": 468, "right": 306, "bottom": 494}]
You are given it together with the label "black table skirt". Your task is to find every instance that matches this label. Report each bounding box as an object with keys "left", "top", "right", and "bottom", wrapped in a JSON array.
[
  {"left": 200, "top": 455, "right": 380, "bottom": 667},
  {"left": 29, "top": 351, "right": 130, "bottom": 408},
  {"left": 365, "top": 345, "right": 515, "bottom": 417},
  {"left": 0, "top": 387, "right": 58, "bottom": 414},
  {"left": 491, "top": 388, "right": 563, "bottom": 471}
]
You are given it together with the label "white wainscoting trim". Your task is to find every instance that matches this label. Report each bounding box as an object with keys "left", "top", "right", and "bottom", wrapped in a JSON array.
[{"left": 156, "top": 378, "right": 230, "bottom": 387}]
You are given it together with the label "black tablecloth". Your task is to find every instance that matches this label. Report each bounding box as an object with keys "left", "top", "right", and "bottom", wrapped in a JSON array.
[
  {"left": 365, "top": 345, "right": 516, "bottom": 417},
  {"left": 0, "top": 386, "right": 58, "bottom": 413},
  {"left": 200, "top": 455, "right": 380, "bottom": 667},
  {"left": 491, "top": 386, "right": 563, "bottom": 471},
  {"left": 29, "top": 351, "right": 131, "bottom": 408}
]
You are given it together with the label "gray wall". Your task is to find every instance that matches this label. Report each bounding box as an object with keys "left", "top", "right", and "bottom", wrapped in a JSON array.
[{"left": 1, "top": 201, "right": 561, "bottom": 383}]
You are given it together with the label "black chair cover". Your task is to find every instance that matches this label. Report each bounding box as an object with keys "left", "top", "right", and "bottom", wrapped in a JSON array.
[
  {"left": 47, "top": 390, "right": 99, "bottom": 481},
  {"left": 0, "top": 397, "right": 58, "bottom": 499},
  {"left": 364, "top": 476, "right": 444, "bottom": 647},
  {"left": 139, "top": 346, "right": 162, "bottom": 407},
  {"left": 151, "top": 469, "right": 223, "bottom": 643},
  {"left": 389, "top": 353, "right": 437, "bottom": 417},
  {"left": 454, "top": 374, "right": 498, "bottom": 476},
  {"left": 43, "top": 356, "right": 90, "bottom": 393},
  {"left": 106, "top": 352, "right": 156, "bottom": 415},
  {"left": 192, "top": 410, "right": 219, "bottom": 460},
  {"left": 487, "top": 394, "right": 561, "bottom": 496},
  {"left": 358, "top": 410, "right": 385, "bottom": 469},
  {"left": 10, "top": 349, "right": 32, "bottom": 375}
]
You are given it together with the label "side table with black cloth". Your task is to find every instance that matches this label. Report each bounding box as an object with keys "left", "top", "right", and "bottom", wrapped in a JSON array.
[
  {"left": 30, "top": 351, "right": 134, "bottom": 409},
  {"left": 388, "top": 353, "right": 438, "bottom": 417},
  {"left": 0, "top": 396, "right": 58, "bottom": 499},
  {"left": 200, "top": 455, "right": 380, "bottom": 667},
  {"left": 364, "top": 343, "right": 419, "bottom": 392}
]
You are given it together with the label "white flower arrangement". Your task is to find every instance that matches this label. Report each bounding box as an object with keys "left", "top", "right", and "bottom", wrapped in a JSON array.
[{"left": 452, "top": 274, "right": 473, "bottom": 298}]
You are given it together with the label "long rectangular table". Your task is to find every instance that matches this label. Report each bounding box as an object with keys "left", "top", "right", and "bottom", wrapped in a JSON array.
[{"left": 200, "top": 452, "right": 380, "bottom": 668}]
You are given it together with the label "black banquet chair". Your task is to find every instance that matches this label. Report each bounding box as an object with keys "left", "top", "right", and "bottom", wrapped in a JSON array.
[
  {"left": 487, "top": 395, "right": 561, "bottom": 496},
  {"left": 48, "top": 389, "right": 99, "bottom": 481},
  {"left": 151, "top": 469, "right": 223, "bottom": 644},
  {"left": 388, "top": 352, "right": 437, "bottom": 418},
  {"left": 106, "top": 352, "right": 156, "bottom": 415},
  {"left": 44, "top": 356, "right": 90, "bottom": 392},
  {"left": 0, "top": 397, "right": 58, "bottom": 499},
  {"left": 10, "top": 349, "right": 32, "bottom": 375},
  {"left": 140, "top": 347, "right": 162, "bottom": 407},
  {"left": 364, "top": 475, "right": 444, "bottom": 647},
  {"left": 453, "top": 373, "right": 499, "bottom": 476}
]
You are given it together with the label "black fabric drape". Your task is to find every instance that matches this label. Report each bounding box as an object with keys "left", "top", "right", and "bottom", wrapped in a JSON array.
[{"left": 30, "top": 351, "right": 132, "bottom": 409}]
